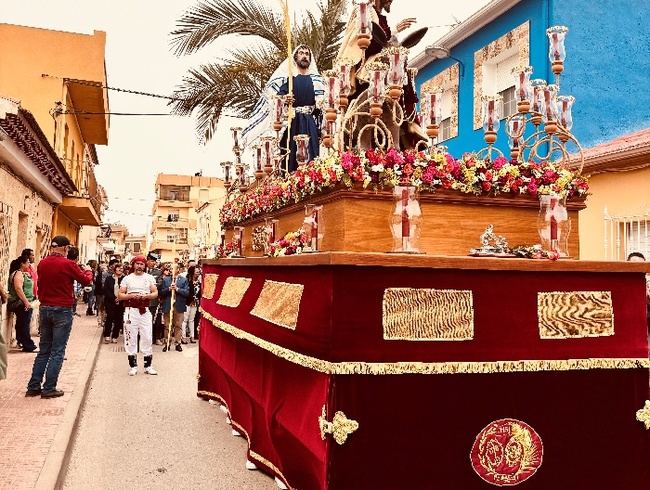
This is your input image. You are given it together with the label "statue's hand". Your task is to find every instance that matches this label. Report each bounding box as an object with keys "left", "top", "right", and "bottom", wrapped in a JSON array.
[{"left": 396, "top": 18, "right": 417, "bottom": 33}]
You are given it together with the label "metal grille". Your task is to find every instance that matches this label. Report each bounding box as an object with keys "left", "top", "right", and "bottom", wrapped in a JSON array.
[
  {"left": 0, "top": 202, "right": 13, "bottom": 288},
  {"left": 603, "top": 210, "right": 650, "bottom": 260}
]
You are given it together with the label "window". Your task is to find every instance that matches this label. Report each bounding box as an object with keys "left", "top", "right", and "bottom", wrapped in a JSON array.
[
  {"left": 133, "top": 243, "right": 141, "bottom": 253},
  {"left": 499, "top": 86, "right": 517, "bottom": 119},
  {"left": 167, "top": 209, "right": 180, "bottom": 222},
  {"left": 439, "top": 118, "right": 452, "bottom": 142},
  {"left": 603, "top": 214, "right": 650, "bottom": 260},
  {"left": 167, "top": 233, "right": 177, "bottom": 243},
  {"left": 160, "top": 185, "right": 190, "bottom": 201},
  {"left": 178, "top": 228, "right": 188, "bottom": 245}
]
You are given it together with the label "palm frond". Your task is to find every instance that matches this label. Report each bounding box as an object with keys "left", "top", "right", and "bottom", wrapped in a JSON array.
[{"left": 170, "top": 0, "right": 286, "bottom": 56}]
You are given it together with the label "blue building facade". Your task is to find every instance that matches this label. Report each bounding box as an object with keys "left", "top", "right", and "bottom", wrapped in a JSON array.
[{"left": 412, "top": 0, "right": 650, "bottom": 156}]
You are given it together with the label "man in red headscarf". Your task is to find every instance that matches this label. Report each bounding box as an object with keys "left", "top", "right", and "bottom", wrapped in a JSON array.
[{"left": 118, "top": 255, "right": 158, "bottom": 376}]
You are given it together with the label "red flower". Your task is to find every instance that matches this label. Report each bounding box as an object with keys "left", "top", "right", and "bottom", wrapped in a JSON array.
[
  {"left": 527, "top": 181, "right": 538, "bottom": 195},
  {"left": 481, "top": 181, "right": 492, "bottom": 192},
  {"left": 492, "top": 156, "right": 508, "bottom": 171}
]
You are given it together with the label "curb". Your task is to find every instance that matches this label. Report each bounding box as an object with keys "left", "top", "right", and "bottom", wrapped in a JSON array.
[{"left": 34, "top": 321, "right": 104, "bottom": 490}]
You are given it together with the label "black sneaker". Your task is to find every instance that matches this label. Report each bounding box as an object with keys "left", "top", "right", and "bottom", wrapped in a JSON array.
[
  {"left": 25, "top": 389, "right": 42, "bottom": 397},
  {"left": 175, "top": 343, "right": 183, "bottom": 352},
  {"left": 41, "top": 390, "right": 64, "bottom": 399}
]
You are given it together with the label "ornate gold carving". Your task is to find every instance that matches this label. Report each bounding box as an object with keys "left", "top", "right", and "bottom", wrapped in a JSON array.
[
  {"left": 474, "top": 21, "right": 530, "bottom": 129},
  {"left": 538, "top": 291, "right": 614, "bottom": 338},
  {"left": 383, "top": 288, "right": 474, "bottom": 341},
  {"left": 318, "top": 405, "right": 359, "bottom": 445},
  {"left": 251, "top": 225, "right": 267, "bottom": 252},
  {"left": 636, "top": 400, "right": 650, "bottom": 430},
  {"left": 250, "top": 280, "right": 304, "bottom": 330},
  {"left": 216, "top": 276, "right": 252, "bottom": 308},
  {"left": 420, "top": 63, "right": 460, "bottom": 140},
  {"left": 202, "top": 273, "right": 219, "bottom": 299},
  {"left": 200, "top": 308, "right": 650, "bottom": 375},
  {"left": 196, "top": 389, "right": 294, "bottom": 489}
]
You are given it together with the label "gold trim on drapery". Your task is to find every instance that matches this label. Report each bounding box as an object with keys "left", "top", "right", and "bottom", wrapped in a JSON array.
[{"left": 200, "top": 308, "right": 650, "bottom": 375}]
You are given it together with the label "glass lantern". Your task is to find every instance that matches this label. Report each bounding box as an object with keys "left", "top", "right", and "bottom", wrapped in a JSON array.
[
  {"left": 530, "top": 79, "right": 547, "bottom": 114},
  {"left": 390, "top": 186, "right": 422, "bottom": 253},
  {"left": 261, "top": 136, "right": 275, "bottom": 175},
  {"left": 233, "top": 226, "right": 245, "bottom": 257},
  {"left": 556, "top": 95, "right": 575, "bottom": 130},
  {"left": 303, "top": 204, "right": 323, "bottom": 252},
  {"left": 220, "top": 161, "right": 232, "bottom": 184},
  {"left": 367, "top": 63, "right": 387, "bottom": 104},
  {"left": 512, "top": 66, "right": 533, "bottom": 112},
  {"left": 547, "top": 26, "right": 569, "bottom": 63},
  {"left": 230, "top": 127, "right": 242, "bottom": 151},
  {"left": 338, "top": 62, "right": 352, "bottom": 98},
  {"left": 537, "top": 195, "right": 570, "bottom": 257},
  {"left": 387, "top": 47, "right": 407, "bottom": 90},
  {"left": 294, "top": 135, "right": 310, "bottom": 166},
  {"left": 508, "top": 114, "right": 526, "bottom": 153},
  {"left": 271, "top": 95, "right": 285, "bottom": 131},
  {"left": 264, "top": 217, "right": 278, "bottom": 256},
  {"left": 542, "top": 84, "right": 559, "bottom": 124},
  {"left": 324, "top": 71, "right": 339, "bottom": 111}
]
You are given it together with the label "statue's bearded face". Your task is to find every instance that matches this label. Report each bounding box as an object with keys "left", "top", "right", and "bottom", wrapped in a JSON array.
[{"left": 294, "top": 47, "right": 311, "bottom": 69}]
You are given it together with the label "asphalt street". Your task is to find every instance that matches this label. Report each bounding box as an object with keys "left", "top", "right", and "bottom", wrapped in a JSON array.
[{"left": 62, "top": 340, "right": 276, "bottom": 489}]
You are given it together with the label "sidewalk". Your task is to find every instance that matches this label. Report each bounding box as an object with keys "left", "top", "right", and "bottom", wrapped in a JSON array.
[{"left": 0, "top": 307, "right": 102, "bottom": 490}]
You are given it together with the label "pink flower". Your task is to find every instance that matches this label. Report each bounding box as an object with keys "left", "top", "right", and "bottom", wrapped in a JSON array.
[
  {"left": 492, "top": 156, "right": 508, "bottom": 171},
  {"left": 527, "top": 181, "right": 538, "bottom": 196}
]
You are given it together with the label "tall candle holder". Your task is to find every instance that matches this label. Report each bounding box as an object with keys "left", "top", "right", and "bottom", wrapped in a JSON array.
[
  {"left": 323, "top": 69, "right": 339, "bottom": 124},
  {"left": 513, "top": 65, "right": 533, "bottom": 113},
  {"left": 547, "top": 26, "right": 568, "bottom": 86},
  {"left": 294, "top": 134, "right": 310, "bottom": 167},
  {"left": 530, "top": 79, "right": 547, "bottom": 127},
  {"left": 233, "top": 226, "right": 245, "bottom": 257},
  {"left": 338, "top": 61, "right": 352, "bottom": 110},
  {"left": 366, "top": 61, "right": 388, "bottom": 119},
  {"left": 260, "top": 136, "right": 275, "bottom": 176},
  {"left": 542, "top": 84, "right": 559, "bottom": 134},
  {"left": 508, "top": 115, "right": 525, "bottom": 160},
  {"left": 386, "top": 46, "right": 408, "bottom": 101},
  {"left": 254, "top": 144, "right": 264, "bottom": 180},
  {"left": 390, "top": 186, "right": 422, "bottom": 253},
  {"left": 421, "top": 86, "right": 442, "bottom": 145},
  {"left": 263, "top": 217, "right": 278, "bottom": 256},
  {"left": 356, "top": 0, "right": 372, "bottom": 50},
  {"left": 303, "top": 204, "right": 323, "bottom": 252},
  {"left": 271, "top": 95, "right": 284, "bottom": 132},
  {"left": 556, "top": 95, "right": 575, "bottom": 142},
  {"left": 322, "top": 120, "right": 335, "bottom": 149},
  {"left": 221, "top": 161, "right": 232, "bottom": 185}
]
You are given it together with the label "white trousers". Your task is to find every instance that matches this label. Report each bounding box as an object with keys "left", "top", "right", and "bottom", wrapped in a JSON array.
[
  {"left": 182, "top": 305, "right": 198, "bottom": 338},
  {"left": 123, "top": 308, "right": 153, "bottom": 356}
]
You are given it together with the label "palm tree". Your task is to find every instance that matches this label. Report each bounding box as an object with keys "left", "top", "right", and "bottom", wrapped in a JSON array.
[{"left": 170, "top": 0, "right": 347, "bottom": 142}]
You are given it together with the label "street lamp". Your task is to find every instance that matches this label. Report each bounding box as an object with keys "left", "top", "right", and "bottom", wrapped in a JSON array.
[{"left": 424, "top": 45, "right": 465, "bottom": 78}]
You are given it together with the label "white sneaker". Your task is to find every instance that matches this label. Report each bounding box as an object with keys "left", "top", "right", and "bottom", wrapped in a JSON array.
[
  {"left": 111, "top": 338, "right": 117, "bottom": 343},
  {"left": 144, "top": 366, "right": 158, "bottom": 375},
  {"left": 128, "top": 367, "right": 138, "bottom": 376},
  {"left": 104, "top": 337, "right": 111, "bottom": 343}
]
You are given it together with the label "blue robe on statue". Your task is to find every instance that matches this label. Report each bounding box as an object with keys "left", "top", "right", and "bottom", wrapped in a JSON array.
[{"left": 278, "top": 74, "right": 321, "bottom": 173}]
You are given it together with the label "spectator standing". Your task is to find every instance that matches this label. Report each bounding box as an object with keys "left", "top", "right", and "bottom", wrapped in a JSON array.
[
  {"left": 103, "top": 263, "right": 125, "bottom": 343},
  {"left": 7, "top": 256, "right": 38, "bottom": 352},
  {"left": 171, "top": 266, "right": 190, "bottom": 351},
  {"left": 94, "top": 262, "right": 109, "bottom": 324},
  {"left": 182, "top": 265, "right": 201, "bottom": 344},
  {"left": 67, "top": 247, "right": 81, "bottom": 316},
  {"left": 145, "top": 252, "right": 163, "bottom": 344},
  {"left": 118, "top": 256, "right": 158, "bottom": 376},
  {"left": 157, "top": 264, "right": 177, "bottom": 347},
  {"left": 26, "top": 236, "right": 93, "bottom": 398},
  {"left": 85, "top": 260, "right": 98, "bottom": 315}
]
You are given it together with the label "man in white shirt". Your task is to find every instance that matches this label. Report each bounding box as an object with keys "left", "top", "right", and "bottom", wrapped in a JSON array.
[{"left": 118, "top": 255, "right": 158, "bottom": 376}]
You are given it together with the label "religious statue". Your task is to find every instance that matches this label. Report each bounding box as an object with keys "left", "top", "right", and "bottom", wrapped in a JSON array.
[
  {"left": 336, "top": 0, "right": 429, "bottom": 150},
  {"left": 470, "top": 225, "right": 512, "bottom": 256}
]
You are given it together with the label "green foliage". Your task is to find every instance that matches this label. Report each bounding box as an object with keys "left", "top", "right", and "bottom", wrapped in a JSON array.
[{"left": 170, "top": 0, "right": 347, "bottom": 142}]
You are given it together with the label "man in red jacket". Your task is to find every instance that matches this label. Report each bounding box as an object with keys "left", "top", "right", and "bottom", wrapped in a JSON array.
[{"left": 25, "top": 236, "right": 93, "bottom": 398}]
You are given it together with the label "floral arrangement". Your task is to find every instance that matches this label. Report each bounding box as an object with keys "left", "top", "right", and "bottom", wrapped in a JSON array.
[
  {"left": 220, "top": 149, "right": 589, "bottom": 225},
  {"left": 267, "top": 229, "right": 309, "bottom": 257},
  {"left": 215, "top": 241, "right": 238, "bottom": 258}
]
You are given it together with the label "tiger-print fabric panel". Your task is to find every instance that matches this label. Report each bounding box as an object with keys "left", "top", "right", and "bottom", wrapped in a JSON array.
[
  {"left": 383, "top": 288, "right": 474, "bottom": 341},
  {"left": 538, "top": 291, "right": 614, "bottom": 338},
  {"left": 250, "top": 280, "right": 304, "bottom": 330},
  {"left": 202, "top": 274, "right": 218, "bottom": 300}
]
